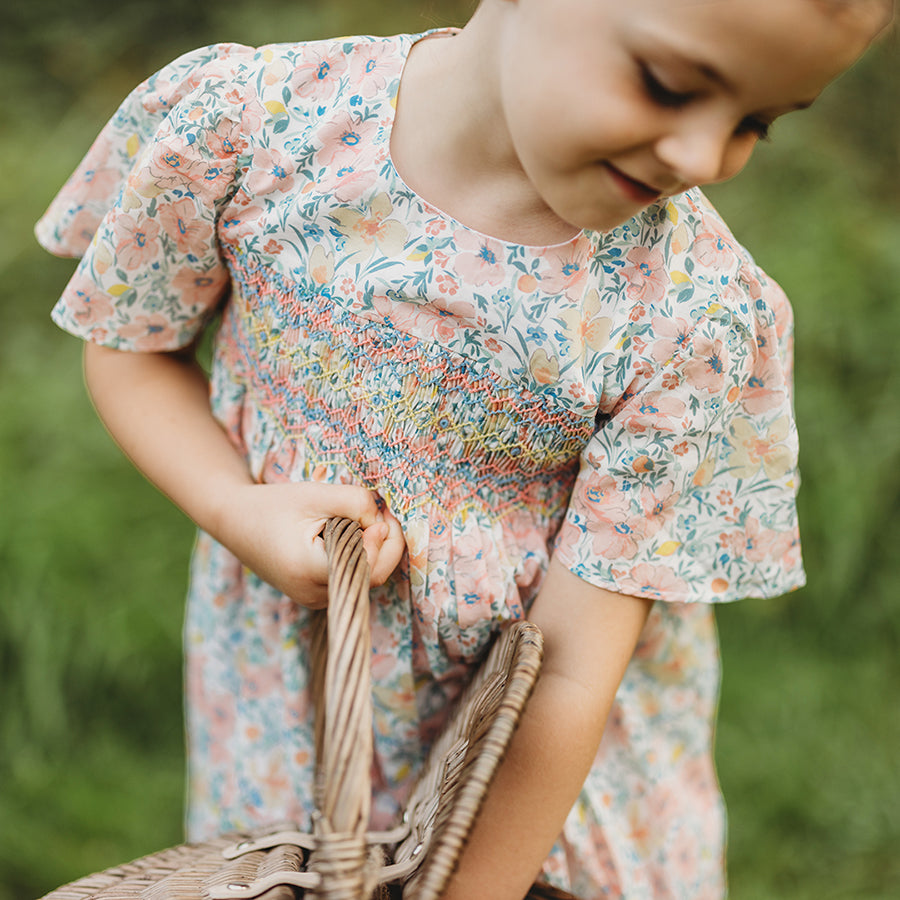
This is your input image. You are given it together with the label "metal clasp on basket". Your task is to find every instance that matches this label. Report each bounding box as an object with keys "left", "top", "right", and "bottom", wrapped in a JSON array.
[
  {"left": 221, "top": 822, "right": 412, "bottom": 860},
  {"left": 211, "top": 820, "right": 426, "bottom": 900}
]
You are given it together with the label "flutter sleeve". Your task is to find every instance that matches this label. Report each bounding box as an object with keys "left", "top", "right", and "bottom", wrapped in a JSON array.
[
  {"left": 36, "top": 43, "right": 257, "bottom": 351},
  {"left": 553, "top": 265, "right": 805, "bottom": 604}
]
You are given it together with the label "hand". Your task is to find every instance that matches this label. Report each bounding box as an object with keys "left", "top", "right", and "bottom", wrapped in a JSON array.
[{"left": 215, "top": 481, "right": 405, "bottom": 608}]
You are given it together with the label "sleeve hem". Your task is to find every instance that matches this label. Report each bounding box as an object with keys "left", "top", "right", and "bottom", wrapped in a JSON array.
[{"left": 560, "top": 558, "right": 807, "bottom": 605}]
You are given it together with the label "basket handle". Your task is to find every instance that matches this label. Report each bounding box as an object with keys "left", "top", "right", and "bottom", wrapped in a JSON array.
[{"left": 307, "top": 517, "right": 377, "bottom": 897}]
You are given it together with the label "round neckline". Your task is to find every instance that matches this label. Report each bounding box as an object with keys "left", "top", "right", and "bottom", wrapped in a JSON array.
[{"left": 385, "top": 29, "right": 590, "bottom": 254}]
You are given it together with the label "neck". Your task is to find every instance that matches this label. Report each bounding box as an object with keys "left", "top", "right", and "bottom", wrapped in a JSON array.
[{"left": 390, "top": 7, "right": 580, "bottom": 245}]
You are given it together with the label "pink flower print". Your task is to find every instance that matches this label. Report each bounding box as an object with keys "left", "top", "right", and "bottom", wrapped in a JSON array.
[
  {"left": 661, "top": 372, "right": 680, "bottom": 391},
  {"left": 649, "top": 315, "right": 693, "bottom": 364},
  {"left": 203, "top": 691, "right": 237, "bottom": 765},
  {"left": 741, "top": 347, "right": 786, "bottom": 415},
  {"left": 65, "top": 209, "right": 102, "bottom": 254},
  {"left": 628, "top": 302, "right": 646, "bottom": 323},
  {"left": 574, "top": 472, "right": 643, "bottom": 558},
  {"left": 623, "top": 391, "right": 687, "bottom": 434},
  {"left": 207, "top": 119, "right": 247, "bottom": 160},
  {"left": 291, "top": 47, "right": 348, "bottom": 100},
  {"left": 144, "top": 139, "right": 206, "bottom": 195},
  {"left": 741, "top": 516, "right": 778, "bottom": 563},
  {"left": 81, "top": 162, "right": 122, "bottom": 204},
  {"left": 622, "top": 246, "right": 669, "bottom": 304},
  {"left": 639, "top": 481, "right": 681, "bottom": 537},
  {"left": 66, "top": 272, "right": 115, "bottom": 326},
  {"left": 435, "top": 272, "right": 460, "bottom": 297},
  {"left": 118, "top": 313, "right": 177, "bottom": 351},
  {"left": 157, "top": 197, "right": 213, "bottom": 254},
  {"left": 728, "top": 415, "right": 793, "bottom": 480},
  {"left": 70, "top": 136, "right": 119, "bottom": 203},
  {"left": 632, "top": 359, "right": 654, "bottom": 381},
  {"left": 114, "top": 214, "right": 161, "bottom": 269},
  {"left": 577, "top": 472, "right": 628, "bottom": 515},
  {"left": 589, "top": 515, "right": 642, "bottom": 561},
  {"left": 425, "top": 218, "right": 447, "bottom": 237},
  {"left": 221, "top": 204, "right": 266, "bottom": 240},
  {"left": 315, "top": 111, "right": 377, "bottom": 169},
  {"left": 171, "top": 265, "right": 226, "bottom": 298},
  {"left": 771, "top": 526, "right": 802, "bottom": 570},
  {"left": 331, "top": 192, "right": 408, "bottom": 260},
  {"left": 246, "top": 147, "right": 296, "bottom": 195},
  {"left": 349, "top": 42, "right": 397, "bottom": 98},
  {"left": 719, "top": 530, "right": 744, "bottom": 557},
  {"left": 693, "top": 226, "right": 737, "bottom": 269},
  {"left": 450, "top": 531, "right": 496, "bottom": 628},
  {"left": 618, "top": 563, "right": 689, "bottom": 600},
  {"left": 316, "top": 160, "right": 378, "bottom": 204},
  {"left": 539, "top": 243, "right": 590, "bottom": 299},
  {"left": 683, "top": 335, "right": 727, "bottom": 393},
  {"left": 453, "top": 230, "right": 506, "bottom": 287},
  {"left": 240, "top": 660, "right": 282, "bottom": 702},
  {"left": 430, "top": 293, "right": 477, "bottom": 322},
  {"left": 238, "top": 96, "right": 268, "bottom": 135},
  {"left": 370, "top": 294, "right": 457, "bottom": 345}
]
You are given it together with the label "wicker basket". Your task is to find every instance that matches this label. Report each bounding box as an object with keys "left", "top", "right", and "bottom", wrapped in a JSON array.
[{"left": 39, "top": 518, "right": 574, "bottom": 900}]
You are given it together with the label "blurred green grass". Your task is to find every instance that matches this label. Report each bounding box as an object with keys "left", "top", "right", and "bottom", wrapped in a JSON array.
[{"left": 1, "top": 2, "right": 897, "bottom": 898}]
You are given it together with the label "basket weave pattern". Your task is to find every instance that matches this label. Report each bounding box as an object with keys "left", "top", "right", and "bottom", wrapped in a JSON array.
[{"left": 38, "top": 518, "right": 569, "bottom": 900}]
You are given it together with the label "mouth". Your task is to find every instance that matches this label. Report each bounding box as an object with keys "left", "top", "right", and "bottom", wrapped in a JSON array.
[{"left": 604, "top": 164, "right": 663, "bottom": 205}]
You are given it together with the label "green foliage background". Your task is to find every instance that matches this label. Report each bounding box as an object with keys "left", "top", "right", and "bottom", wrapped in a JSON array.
[{"left": 1, "top": 2, "right": 897, "bottom": 897}]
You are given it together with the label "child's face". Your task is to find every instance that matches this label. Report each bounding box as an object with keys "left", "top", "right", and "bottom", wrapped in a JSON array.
[{"left": 496, "top": 0, "right": 886, "bottom": 232}]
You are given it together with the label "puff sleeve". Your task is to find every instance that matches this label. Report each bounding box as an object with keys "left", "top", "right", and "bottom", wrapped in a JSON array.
[
  {"left": 553, "top": 260, "right": 805, "bottom": 604},
  {"left": 37, "top": 43, "right": 257, "bottom": 351}
]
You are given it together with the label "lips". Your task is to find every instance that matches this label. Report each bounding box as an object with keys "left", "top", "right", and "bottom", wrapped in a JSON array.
[{"left": 604, "top": 163, "right": 662, "bottom": 204}]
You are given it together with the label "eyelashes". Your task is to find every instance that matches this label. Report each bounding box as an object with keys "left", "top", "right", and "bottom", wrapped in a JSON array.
[
  {"left": 639, "top": 62, "right": 774, "bottom": 142},
  {"left": 735, "top": 116, "right": 772, "bottom": 141},
  {"left": 640, "top": 63, "right": 696, "bottom": 108}
]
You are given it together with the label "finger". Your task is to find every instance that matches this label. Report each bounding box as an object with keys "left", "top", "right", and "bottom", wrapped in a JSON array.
[
  {"left": 360, "top": 520, "right": 388, "bottom": 570},
  {"left": 368, "top": 512, "right": 406, "bottom": 586},
  {"left": 301, "top": 483, "right": 382, "bottom": 527}
]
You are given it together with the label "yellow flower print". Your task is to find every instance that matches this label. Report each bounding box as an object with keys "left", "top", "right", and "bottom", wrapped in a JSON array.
[
  {"left": 728, "top": 415, "right": 793, "bottom": 481},
  {"left": 308, "top": 243, "right": 334, "bottom": 285},
  {"left": 529, "top": 348, "right": 560, "bottom": 385},
  {"left": 331, "top": 191, "right": 408, "bottom": 261},
  {"left": 558, "top": 288, "right": 613, "bottom": 362}
]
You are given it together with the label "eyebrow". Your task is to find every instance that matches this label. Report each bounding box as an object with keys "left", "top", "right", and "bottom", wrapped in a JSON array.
[{"left": 672, "top": 52, "right": 819, "bottom": 114}]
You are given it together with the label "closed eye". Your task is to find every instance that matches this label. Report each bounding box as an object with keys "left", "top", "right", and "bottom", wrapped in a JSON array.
[
  {"left": 640, "top": 62, "right": 696, "bottom": 108},
  {"left": 735, "top": 116, "right": 772, "bottom": 141}
]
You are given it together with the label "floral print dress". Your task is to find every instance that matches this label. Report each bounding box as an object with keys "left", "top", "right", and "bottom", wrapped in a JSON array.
[{"left": 37, "top": 31, "right": 805, "bottom": 899}]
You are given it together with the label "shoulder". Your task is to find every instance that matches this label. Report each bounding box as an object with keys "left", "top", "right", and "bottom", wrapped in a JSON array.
[
  {"left": 134, "top": 43, "right": 260, "bottom": 119},
  {"left": 665, "top": 189, "right": 791, "bottom": 334},
  {"left": 593, "top": 190, "right": 792, "bottom": 356},
  {"left": 242, "top": 33, "right": 411, "bottom": 102}
]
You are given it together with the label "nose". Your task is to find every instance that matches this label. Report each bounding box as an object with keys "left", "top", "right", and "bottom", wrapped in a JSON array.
[{"left": 655, "top": 123, "right": 750, "bottom": 189}]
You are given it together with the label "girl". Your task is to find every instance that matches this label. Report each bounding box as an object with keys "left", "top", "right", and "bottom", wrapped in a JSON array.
[{"left": 36, "top": 0, "right": 891, "bottom": 897}]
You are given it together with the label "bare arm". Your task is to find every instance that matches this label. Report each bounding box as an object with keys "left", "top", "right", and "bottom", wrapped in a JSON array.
[
  {"left": 82, "top": 342, "right": 405, "bottom": 607},
  {"left": 440, "top": 557, "right": 653, "bottom": 900}
]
